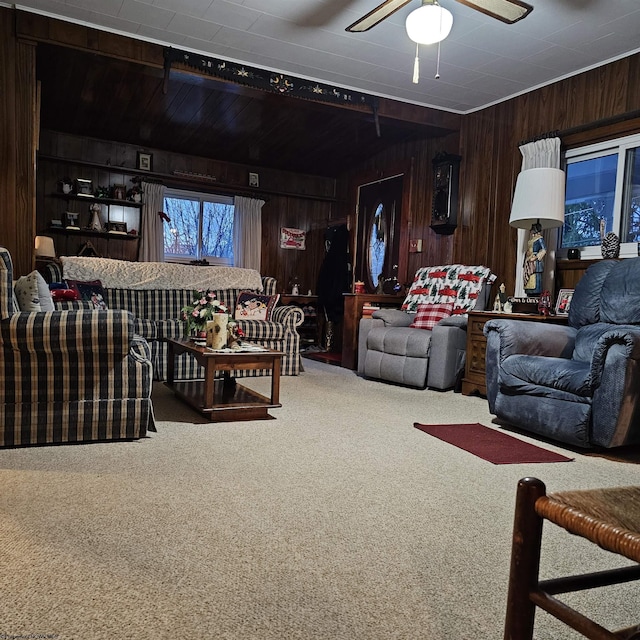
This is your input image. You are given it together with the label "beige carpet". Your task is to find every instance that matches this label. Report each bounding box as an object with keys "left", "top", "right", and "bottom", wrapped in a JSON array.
[{"left": 1, "top": 360, "right": 639, "bottom": 639}]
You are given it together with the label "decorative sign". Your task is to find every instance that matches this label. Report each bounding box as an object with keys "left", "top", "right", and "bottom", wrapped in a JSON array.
[{"left": 280, "top": 227, "right": 306, "bottom": 250}]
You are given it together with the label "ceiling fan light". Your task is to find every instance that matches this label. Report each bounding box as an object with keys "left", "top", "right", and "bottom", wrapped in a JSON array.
[{"left": 405, "top": 4, "right": 453, "bottom": 45}]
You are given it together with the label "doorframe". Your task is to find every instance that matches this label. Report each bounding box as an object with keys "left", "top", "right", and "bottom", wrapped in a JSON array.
[{"left": 347, "top": 158, "right": 415, "bottom": 291}]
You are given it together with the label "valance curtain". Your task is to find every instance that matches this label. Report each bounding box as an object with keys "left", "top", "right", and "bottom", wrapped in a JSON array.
[
  {"left": 138, "top": 181, "right": 166, "bottom": 262},
  {"left": 233, "top": 196, "right": 265, "bottom": 271},
  {"left": 514, "top": 137, "right": 562, "bottom": 297}
]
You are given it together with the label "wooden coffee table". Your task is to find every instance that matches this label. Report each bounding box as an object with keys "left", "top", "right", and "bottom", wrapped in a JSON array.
[{"left": 165, "top": 338, "right": 283, "bottom": 422}]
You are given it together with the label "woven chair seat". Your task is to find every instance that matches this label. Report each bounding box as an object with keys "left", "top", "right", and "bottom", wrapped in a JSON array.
[
  {"left": 537, "top": 487, "right": 640, "bottom": 564},
  {"left": 504, "top": 478, "right": 640, "bottom": 640}
]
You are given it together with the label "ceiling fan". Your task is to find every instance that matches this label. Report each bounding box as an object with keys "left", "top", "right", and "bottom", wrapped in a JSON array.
[{"left": 346, "top": 0, "right": 533, "bottom": 33}]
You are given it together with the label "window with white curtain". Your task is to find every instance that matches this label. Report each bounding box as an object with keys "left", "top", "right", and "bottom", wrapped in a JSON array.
[
  {"left": 561, "top": 132, "right": 640, "bottom": 258},
  {"left": 163, "top": 188, "right": 234, "bottom": 263}
]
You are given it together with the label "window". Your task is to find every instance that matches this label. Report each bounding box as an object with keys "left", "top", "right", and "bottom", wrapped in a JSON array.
[
  {"left": 163, "top": 189, "right": 234, "bottom": 263},
  {"left": 561, "top": 132, "right": 640, "bottom": 258}
]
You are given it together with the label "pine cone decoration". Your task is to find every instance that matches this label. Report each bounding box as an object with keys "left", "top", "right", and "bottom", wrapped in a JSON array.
[{"left": 601, "top": 232, "right": 620, "bottom": 259}]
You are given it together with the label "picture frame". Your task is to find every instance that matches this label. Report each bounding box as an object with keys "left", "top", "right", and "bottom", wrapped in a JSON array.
[
  {"left": 107, "top": 221, "right": 128, "bottom": 234},
  {"left": 555, "top": 288, "right": 574, "bottom": 316},
  {"left": 112, "top": 184, "right": 126, "bottom": 200},
  {"left": 74, "top": 178, "right": 93, "bottom": 196},
  {"left": 137, "top": 151, "right": 153, "bottom": 172}
]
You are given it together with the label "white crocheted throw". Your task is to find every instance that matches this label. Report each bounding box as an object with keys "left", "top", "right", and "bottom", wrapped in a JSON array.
[{"left": 61, "top": 257, "right": 263, "bottom": 292}]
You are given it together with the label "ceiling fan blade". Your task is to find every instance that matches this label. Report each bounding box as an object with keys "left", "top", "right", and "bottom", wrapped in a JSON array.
[
  {"left": 454, "top": 0, "right": 533, "bottom": 24},
  {"left": 346, "top": 0, "right": 414, "bottom": 32}
]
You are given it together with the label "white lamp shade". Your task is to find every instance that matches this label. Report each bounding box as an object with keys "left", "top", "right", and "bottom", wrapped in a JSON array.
[
  {"left": 406, "top": 4, "right": 453, "bottom": 45},
  {"left": 35, "top": 235, "right": 56, "bottom": 258},
  {"left": 509, "top": 168, "right": 566, "bottom": 230}
]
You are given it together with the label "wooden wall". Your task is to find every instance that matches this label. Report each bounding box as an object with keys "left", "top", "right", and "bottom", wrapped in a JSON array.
[
  {"left": 0, "top": 10, "right": 37, "bottom": 277},
  {"left": 342, "top": 54, "right": 640, "bottom": 295},
  {"left": 3, "top": 3, "right": 640, "bottom": 294},
  {"left": 38, "top": 129, "right": 336, "bottom": 291}
]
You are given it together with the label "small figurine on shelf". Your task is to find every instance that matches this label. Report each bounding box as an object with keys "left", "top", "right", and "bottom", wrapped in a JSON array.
[
  {"left": 127, "top": 185, "right": 143, "bottom": 203},
  {"left": 59, "top": 177, "right": 73, "bottom": 194},
  {"left": 65, "top": 212, "right": 80, "bottom": 230},
  {"left": 88, "top": 203, "right": 103, "bottom": 231},
  {"left": 538, "top": 290, "right": 552, "bottom": 316},
  {"left": 493, "top": 283, "right": 507, "bottom": 312},
  {"left": 290, "top": 276, "right": 300, "bottom": 295}
]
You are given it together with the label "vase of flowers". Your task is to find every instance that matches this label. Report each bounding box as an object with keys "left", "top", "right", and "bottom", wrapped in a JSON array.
[{"left": 181, "top": 290, "right": 228, "bottom": 339}]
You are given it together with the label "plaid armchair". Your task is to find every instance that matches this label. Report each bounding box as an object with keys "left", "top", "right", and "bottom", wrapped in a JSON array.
[{"left": 0, "top": 247, "right": 155, "bottom": 447}]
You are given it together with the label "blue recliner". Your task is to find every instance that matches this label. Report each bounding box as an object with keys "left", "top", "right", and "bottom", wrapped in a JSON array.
[{"left": 484, "top": 259, "right": 640, "bottom": 449}]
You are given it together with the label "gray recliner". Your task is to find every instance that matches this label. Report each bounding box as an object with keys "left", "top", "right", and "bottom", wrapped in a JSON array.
[
  {"left": 358, "top": 265, "right": 494, "bottom": 390},
  {"left": 484, "top": 258, "right": 640, "bottom": 449}
]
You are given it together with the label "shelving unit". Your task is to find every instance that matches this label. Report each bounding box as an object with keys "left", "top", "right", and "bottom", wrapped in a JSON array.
[
  {"left": 279, "top": 295, "right": 319, "bottom": 347},
  {"left": 37, "top": 157, "right": 144, "bottom": 261}
]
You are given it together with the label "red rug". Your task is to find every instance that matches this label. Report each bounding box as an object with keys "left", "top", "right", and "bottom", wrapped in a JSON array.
[{"left": 414, "top": 422, "right": 574, "bottom": 465}]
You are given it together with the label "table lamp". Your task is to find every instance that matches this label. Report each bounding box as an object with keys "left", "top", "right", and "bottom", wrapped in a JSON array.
[
  {"left": 34, "top": 235, "right": 56, "bottom": 258},
  {"left": 509, "top": 167, "right": 565, "bottom": 296}
]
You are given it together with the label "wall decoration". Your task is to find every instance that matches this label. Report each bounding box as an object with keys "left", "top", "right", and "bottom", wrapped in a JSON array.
[
  {"left": 137, "top": 151, "right": 153, "bottom": 171},
  {"left": 280, "top": 227, "right": 306, "bottom": 250}
]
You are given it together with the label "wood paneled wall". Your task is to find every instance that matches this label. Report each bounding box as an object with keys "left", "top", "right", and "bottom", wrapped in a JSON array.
[
  {"left": 340, "top": 54, "right": 640, "bottom": 295},
  {"left": 3, "top": 3, "right": 640, "bottom": 293},
  {"left": 0, "top": 9, "right": 37, "bottom": 277},
  {"left": 38, "top": 129, "right": 335, "bottom": 290}
]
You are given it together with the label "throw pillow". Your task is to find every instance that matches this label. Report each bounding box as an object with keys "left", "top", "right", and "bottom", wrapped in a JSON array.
[
  {"left": 14, "top": 271, "right": 55, "bottom": 312},
  {"left": 409, "top": 302, "right": 455, "bottom": 330},
  {"left": 66, "top": 279, "right": 108, "bottom": 310},
  {"left": 50, "top": 288, "right": 80, "bottom": 302},
  {"left": 234, "top": 291, "right": 280, "bottom": 321}
]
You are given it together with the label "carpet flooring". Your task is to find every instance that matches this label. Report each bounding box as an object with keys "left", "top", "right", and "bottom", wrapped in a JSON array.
[
  {"left": 414, "top": 422, "right": 574, "bottom": 464},
  {"left": 1, "top": 359, "right": 639, "bottom": 639}
]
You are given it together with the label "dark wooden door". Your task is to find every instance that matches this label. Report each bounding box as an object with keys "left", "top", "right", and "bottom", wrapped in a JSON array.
[{"left": 354, "top": 174, "right": 404, "bottom": 293}]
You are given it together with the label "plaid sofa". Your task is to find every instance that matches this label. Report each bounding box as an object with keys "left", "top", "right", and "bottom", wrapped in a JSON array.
[
  {"left": 0, "top": 247, "right": 155, "bottom": 448},
  {"left": 42, "top": 262, "right": 304, "bottom": 379}
]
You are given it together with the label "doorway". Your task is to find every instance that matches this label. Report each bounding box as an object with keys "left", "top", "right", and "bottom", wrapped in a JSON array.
[{"left": 354, "top": 174, "right": 404, "bottom": 293}]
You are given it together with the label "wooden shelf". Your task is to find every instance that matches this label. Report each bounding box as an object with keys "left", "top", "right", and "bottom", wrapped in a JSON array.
[
  {"left": 50, "top": 192, "right": 143, "bottom": 208},
  {"left": 46, "top": 227, "right": 139, "bottom": 241}
]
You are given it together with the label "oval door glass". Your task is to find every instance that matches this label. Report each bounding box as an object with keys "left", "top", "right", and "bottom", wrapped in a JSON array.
[{"left": 368, "top": 203, "right": 387, "bottom": 287}]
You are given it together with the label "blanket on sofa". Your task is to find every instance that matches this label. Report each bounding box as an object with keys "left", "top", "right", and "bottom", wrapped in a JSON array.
[{"left": 60, "top": 257, "right": 263, "bottom": 292}]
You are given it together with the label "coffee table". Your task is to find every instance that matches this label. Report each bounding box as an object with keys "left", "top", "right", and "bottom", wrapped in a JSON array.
[{"left": 165, "top": 338, "right": 283, "bottom": 422}]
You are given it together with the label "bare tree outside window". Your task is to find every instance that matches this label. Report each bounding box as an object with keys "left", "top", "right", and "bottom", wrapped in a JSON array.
[{"left": 163, "top": 192, "right": 234, "bottom": 263}]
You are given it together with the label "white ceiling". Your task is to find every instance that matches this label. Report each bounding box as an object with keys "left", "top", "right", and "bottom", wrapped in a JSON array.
[{"left": 10, "top": 0, "right": 640, "bottom": 114}]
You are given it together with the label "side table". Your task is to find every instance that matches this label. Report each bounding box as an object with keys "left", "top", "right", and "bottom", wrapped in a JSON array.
[
  {"left": 341, "top": 293, "right": 405, "bottom": 370},
  {"left": 461, "top": 310, "right": 568, "bottom": 397},
  {"left": 279, "top": 294, "right": 318, "bottom": 348}
]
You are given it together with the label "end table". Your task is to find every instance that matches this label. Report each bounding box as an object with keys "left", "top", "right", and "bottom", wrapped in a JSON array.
[{"left": 462, "top": 310, "right": 568, "bottom": 397}]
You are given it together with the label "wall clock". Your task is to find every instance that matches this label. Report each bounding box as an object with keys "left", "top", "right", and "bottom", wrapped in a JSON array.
[{"left": 431, "top": 152, "right": 461, "bottom": 235}]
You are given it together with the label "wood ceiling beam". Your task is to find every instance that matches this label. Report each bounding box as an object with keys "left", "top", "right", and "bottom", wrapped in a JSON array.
[{"left": 16, "top": 8, "right": 460, "bottom": 133}]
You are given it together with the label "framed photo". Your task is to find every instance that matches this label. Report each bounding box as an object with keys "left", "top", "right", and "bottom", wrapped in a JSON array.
[
  {"left": 555, "top": 289, "right": 574, "bottom": 316},
  {"left": 112, "top": 184, "right": 126, "bottom": 200},
  {"left": 74, "top": 178, "right": 93, "bottom": 196},
  {"left": 107, "top": 221, "right": 128, "bottom": 234},
  {"left": 137, "top": 151, "right": 153, "bottom": 172}
]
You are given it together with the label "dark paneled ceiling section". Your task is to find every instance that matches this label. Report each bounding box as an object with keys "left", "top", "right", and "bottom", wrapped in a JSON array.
[{"left": 36, "top": 44, "right": 454, "bottom": 177}]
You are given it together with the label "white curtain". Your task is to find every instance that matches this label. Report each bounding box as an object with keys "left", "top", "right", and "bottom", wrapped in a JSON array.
[
  {"left": 513, "top": 137, "right": 562, "bottom": 296},
  {"left": 233, "top": 196, "right": 265, "bottom": 271},
  {"left": 138, "top": 181, "right": 166, "bottom": 262}
]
